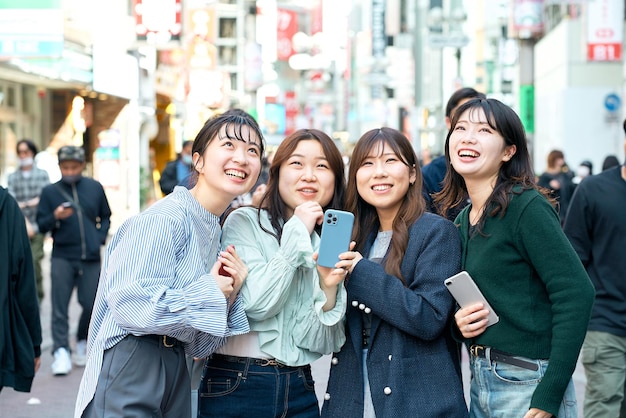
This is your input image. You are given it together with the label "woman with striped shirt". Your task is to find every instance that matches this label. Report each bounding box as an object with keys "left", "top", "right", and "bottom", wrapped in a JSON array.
[{"left": 75, "top": 109, "right": 265, "bottom": 418}]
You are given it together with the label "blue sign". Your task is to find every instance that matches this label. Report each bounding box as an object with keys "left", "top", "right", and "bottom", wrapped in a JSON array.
[{"left": 604, "top": 93, "right": 621, "bottom": 112}]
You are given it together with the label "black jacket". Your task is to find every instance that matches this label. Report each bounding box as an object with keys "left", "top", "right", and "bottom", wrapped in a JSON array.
[
  {"left": 37, "top": 177, "right": 111, "bottom": 261},
  {"left": 0, "top": 187, "right": 42, "bottom": 392}
]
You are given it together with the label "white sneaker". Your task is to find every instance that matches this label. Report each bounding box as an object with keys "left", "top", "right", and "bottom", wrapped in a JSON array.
[
  {"left": 73, "top": 340, "right": 87, "bottom": 367},
  {"left": 51, "top": 347, "right": 72, "bottom": 376}
]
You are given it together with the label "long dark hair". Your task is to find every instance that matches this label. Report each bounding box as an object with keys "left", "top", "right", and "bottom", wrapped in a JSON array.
[
  {"left": 258, "top": 129, "right": 346, "bottom": 243},
  {"left": 434, "top": 98, "right": 550, "bottom": 234},
  {"left": 346, "top": 127, "right": 424, "bottom": 284}
]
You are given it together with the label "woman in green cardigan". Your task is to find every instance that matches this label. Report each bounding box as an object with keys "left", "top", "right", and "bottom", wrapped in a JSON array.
[{"left": 435, "top": 98, "right": 595, "bottom": 418}]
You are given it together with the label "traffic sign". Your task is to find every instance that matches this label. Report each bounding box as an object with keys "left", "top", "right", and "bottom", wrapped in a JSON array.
[
  {"left": 604, "top": 93, "right": 621, "bottom": 112},
  {"left": 428, "top": 33, "right": 470, "bottom": 49}
]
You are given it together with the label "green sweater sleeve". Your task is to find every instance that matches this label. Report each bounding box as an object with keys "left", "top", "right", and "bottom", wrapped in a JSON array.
[{"left": 515, "top": 194, "right": 595, "bottom": 415}]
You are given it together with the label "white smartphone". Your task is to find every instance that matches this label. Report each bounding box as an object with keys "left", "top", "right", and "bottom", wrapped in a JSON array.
[
  {"left": 317, "top": 209, "right": 354, "bottom": 268},
  {"left": 444, "top": 271, "right": 499, "bottom": 326}
]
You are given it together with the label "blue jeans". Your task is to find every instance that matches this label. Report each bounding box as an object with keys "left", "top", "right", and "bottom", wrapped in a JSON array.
[
  {"left": 198, "top": 355, "right": 319, "bottom": 418},
  {"left": 469, "top": 351, "right": 577, "bottom": 418}
]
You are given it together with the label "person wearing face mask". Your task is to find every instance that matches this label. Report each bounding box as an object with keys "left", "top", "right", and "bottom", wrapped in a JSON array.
[
  {"left": 159, "top": 140, "right": 194, "bottom": 195},
  {"left": 36, "top": 145, "right": 111, "bottom": 376},
  {"left": 7, "top": 139, "right": 50, "bottom": 302}
]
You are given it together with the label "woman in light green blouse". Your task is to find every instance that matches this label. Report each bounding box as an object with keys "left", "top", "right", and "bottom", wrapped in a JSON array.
[{"left": 198, "top": 129, "right": 348, "bottom": 418}]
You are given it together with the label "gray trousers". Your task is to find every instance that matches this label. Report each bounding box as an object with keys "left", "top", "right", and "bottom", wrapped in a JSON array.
[
  {"left": 83, "top": 335, "right": 191, "bottom": 418},
  {"left": 50, "top": 257, "right": 100, "bottom": 352}
]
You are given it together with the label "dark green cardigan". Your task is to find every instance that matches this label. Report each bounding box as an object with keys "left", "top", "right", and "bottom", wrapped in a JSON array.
[{"left": 456, "top": 187, "right": 594, "bottom": 416}]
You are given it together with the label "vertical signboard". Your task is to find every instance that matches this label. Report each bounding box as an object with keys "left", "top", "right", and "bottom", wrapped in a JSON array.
[
  {"left": 256, "top": 0, "right": 278, "bottom": 63},
  {"left": 276, "top": 8, "right": 298, "bottom": 61},
  {"left": 519, "top": 84, "right": 534, "bottom": 134},
  {"left": 371, "top": 0, "right": 386, "bottom": 99},
  {"left": 587, "top": 0, "right": 624, "bottom": 62}
]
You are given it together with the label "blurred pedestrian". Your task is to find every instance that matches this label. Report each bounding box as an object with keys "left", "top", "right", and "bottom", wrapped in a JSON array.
[
  {"left": 536, "top": 149, "right": 575, "bottom": 222},
  {"left": 75, "top": 109, "right": 263, "bottom": 418},
  {"left": 159, "top": 140, "right": 194, "bottom": 195},
  {"left": 564, "top": 121, "right": 626, "bottom": 418},
  {"left": 37, "top": 146, "right": 111, "bottom": 376},
  {"left": 198, "top": 129, "right": 347, "bottom": 418},
  {"left": 0, "top": 185, "right": 42, "bottom": 392},
  {"left": 436, "top": 98, "right": 595, "bottom": 418},
  {"left": 321, "top": 128, "right": 468, "bottom": 417},
  {"left": 7, "top": 139, "right": 50, "bottom": 302},
  {"left": 601, "top": 154, "right": 620, "bottom": 171},
  {"left": 572, "top": 160, "right": 593, "bottom": 185},
  {"left": 423, "top": 87, "right": 486, "bottom": 219}
]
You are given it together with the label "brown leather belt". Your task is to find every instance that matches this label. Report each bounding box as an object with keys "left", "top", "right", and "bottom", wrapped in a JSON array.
[{"left": 470, "top": 344, "right": 539, "bottom": 371}]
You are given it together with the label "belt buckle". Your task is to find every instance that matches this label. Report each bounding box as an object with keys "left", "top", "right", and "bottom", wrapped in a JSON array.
[
  {"left": 470, "top": 344, "right": 484, "bottom": 357},
  {"left": 162, "top": 335, "right": 175, "bottom": 348},
  {"left": 260, "top": 358, "right": 279, "bottom": 367}
]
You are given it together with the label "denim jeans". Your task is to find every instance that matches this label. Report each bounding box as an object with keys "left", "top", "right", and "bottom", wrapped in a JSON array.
[
  {"left": 581, "top": 331, "right": 626, "bottom": 418},
  {"left": 469, "top": 350, "right": 577, "bottom": 418},
  {"left": 198, "top": 355, "right": 319, "bottom": 418}
]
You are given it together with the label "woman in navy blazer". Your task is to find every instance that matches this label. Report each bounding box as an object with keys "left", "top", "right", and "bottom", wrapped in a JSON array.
[{"left": 321, "top": 128, "right": 468, "bottom": 417}]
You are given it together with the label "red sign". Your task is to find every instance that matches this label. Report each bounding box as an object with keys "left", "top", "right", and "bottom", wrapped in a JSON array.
[
  {"left": 276, "top": 8, "right": 298, "bottom": 61},
  {"left": 284, "top": 91, "right": 298, "bottom": 135},
  {"left": 134, "top": 0, "right": 182, "bottom": 43},
  {"left": 587, "top": 43, "right": 622, "bottom": 62},
  {"left": 586, "top": 0, "right": 623, "bottom": 62}
]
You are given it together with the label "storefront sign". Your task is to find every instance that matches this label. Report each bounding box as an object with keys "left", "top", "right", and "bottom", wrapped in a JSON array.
[
  {"left": 587, "top": 0, "right": 624, "bottom": 62},
  {"left": 0, "top": 0, "right": 63, "bottom": 59}
]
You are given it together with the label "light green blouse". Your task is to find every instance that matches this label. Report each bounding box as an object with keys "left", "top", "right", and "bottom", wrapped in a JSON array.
[{"left": 220, "top": 206, "right": 347, "bottom": 366}]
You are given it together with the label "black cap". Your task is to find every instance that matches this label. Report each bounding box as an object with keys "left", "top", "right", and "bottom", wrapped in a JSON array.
[{"left": 58, "top": 146, "right": 85, "bottom": 163}]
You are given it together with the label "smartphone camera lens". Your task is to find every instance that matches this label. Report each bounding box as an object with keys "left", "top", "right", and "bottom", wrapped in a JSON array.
[{"left": 326, "top": 219, "right": 331, "bottom": 224}]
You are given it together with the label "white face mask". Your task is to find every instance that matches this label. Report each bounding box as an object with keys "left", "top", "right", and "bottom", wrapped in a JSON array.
[
  {"left": 19, "top": 157, "right": 34, "bottom": 167},
  {"left": 181, "top": 154, "right": 193, "bottom": 165},
  {"left": 577, "top": 166, "right": 590, "bottom": 178}
]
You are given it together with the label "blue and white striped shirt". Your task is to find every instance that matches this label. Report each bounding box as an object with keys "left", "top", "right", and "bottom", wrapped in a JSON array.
[{"left": 74, "top": 187, "right": 249, "bottom": 417}]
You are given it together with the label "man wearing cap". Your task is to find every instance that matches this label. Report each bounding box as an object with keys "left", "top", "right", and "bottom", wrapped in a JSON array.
[{"left": 37, "top": 145, "right": 111, "bottom": 376}]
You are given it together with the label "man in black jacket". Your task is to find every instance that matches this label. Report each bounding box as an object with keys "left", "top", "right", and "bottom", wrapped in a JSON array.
[
  {"left": 564, "top": 121, "right": 626, "bottom": 417},
  {"left": 159, "top": 140, "right": 194, "bottom": 195},
  {"left": 0, "top": 185, "right": 42, "bottom": 392},
  {"left": 37, "top": 146, "right": 111, "bottom": 376}
]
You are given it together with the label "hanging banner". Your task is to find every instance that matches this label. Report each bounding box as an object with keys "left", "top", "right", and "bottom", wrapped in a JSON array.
[
  {"left": 276, "top": 8, "right": 298, "bottom": 61},
  {"left": 587, "top": 0, "right": 624, "bottom": 62}
]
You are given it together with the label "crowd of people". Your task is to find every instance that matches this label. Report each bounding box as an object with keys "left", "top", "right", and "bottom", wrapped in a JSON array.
[{"left": 1, "top": 90, "right": 625, "bottom": 418}]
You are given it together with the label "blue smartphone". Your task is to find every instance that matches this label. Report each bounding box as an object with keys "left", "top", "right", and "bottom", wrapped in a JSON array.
[{"left": 317, "top": 209, "right": 354, "bottom": 268}]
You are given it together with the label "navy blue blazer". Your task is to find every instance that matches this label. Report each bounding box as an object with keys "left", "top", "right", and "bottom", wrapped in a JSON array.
[{"left": 321, "top": 212, "right": 469, "bottom": 418}]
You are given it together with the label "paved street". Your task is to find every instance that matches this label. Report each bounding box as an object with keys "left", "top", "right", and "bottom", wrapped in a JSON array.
[{"left": 0, "top": 240, "right": 588, "bottom": 417}]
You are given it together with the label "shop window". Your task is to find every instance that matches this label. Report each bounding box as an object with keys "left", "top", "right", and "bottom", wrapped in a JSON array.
[
  {"left": 218, "top": 45, "right": 237, "bottom": 66},
  {"left": 219, "top": 17, "right": 236, "bottom": 38},
  {"left": 5, "top": 84, "right": 16, "bottom": 109}
]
